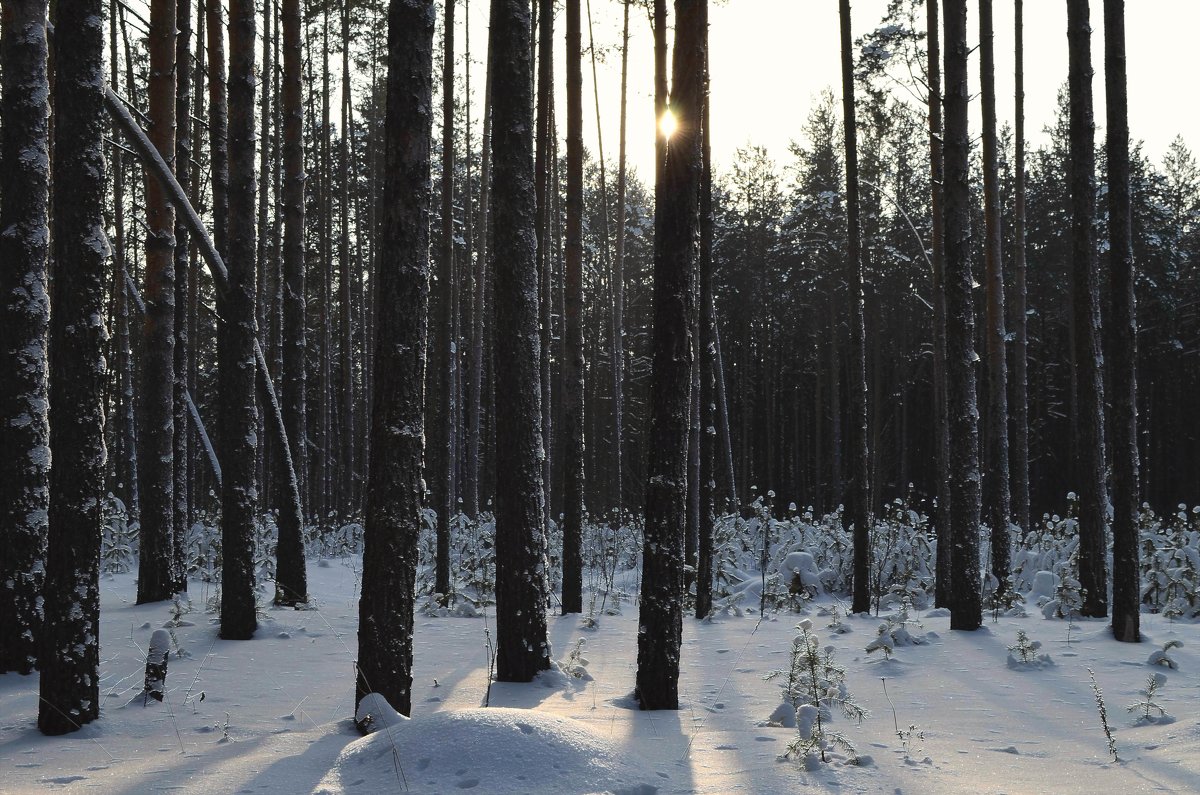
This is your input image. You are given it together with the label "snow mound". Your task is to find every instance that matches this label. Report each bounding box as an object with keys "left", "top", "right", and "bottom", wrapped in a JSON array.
[{"left": 316, "top": 707, "right": 660, "bottom": 795}]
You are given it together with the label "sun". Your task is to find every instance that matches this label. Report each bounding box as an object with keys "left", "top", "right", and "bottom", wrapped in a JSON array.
[{"left": 659, "top": 109, "right": 678, "bottom": 139}]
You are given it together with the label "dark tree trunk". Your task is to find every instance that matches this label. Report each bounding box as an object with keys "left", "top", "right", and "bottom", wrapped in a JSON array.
[
  {"left": 637, "top": 0, "right": 704, "bottom": 711},
  {"left": 943, "top": 0, "right": 982, "bottom": 631},
  {"left": 695, "top": 29, "right": 715, "bottom": 621},
  {"left": 281, "top": 0, "right": 307, "bottom": 519},
  {"left": 979, "top": 0, "right": 1011, "bottom": 596},
  {"left": 0, "top": 0, "right": 51, "bottom": 675},
  {"left": 838, "top": 0, "right": 871, "bottom": 616},
  {"left": 927, "top": 0, "right": 953, "bottom": 609},
  {"left": 490, "top": 0, "right": 551, "bottom": 683},
  {"left": 173, "top": 0, "right": 194, "bottom": 595},
  {"left": 340, "top": 0, "right": 356, "bottom": 518},
  {"left": 1105, "top": 0, "right": 1139, "bottom": 643},
  {"left": 611, "top": 0, "right": 630, "bottom": 525},
  {"left": 562, "top": 0, "right": 584, "bottom": 615},
  {"left": 38, "top": 0, "right": 106, "bottom": 733},
  {"left": 137, "top": 0, "right": 178, "bottom": 605},
  {"left": 355, "top": 0, "right": 435, "bottom": 721},
  {"left": 218, "top": 0, "right": 260, "bottom": 640},
  {"left": 466, "top": 63, "right": 493, "bottom": 518},
  {"left": 436, "top": 0, "right": 456, "bottom": 599},
  {"left": 1010, "top": 0, "right": 1031, "bottom": 536},
  {"left": 206, "top": 0, "right": 230, "bottom": 259},
  {"left": 1067, "top": 0, "right": 1109, "bottom": 619}
]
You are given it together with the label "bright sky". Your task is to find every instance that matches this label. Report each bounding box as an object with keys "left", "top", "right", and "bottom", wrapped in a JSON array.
[{"left": 461, "top": 1, "right": 1200, "bottom": 184}]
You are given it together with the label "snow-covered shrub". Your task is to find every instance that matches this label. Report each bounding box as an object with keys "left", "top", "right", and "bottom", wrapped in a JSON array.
[
  {"left": 1148, "top": 639, "right": 1183, "bottom": 669},
  {"left": 869, "top": 499, "right": 935, "bottom": 612},
  {"left": 865, "top": 600, "right": 926, "bottom": 659},
  {"left": 101, "top": 494, "right": 137, "bottom": 574},
  {"left": 1006, "top": 629, "right": 1053, "bottom": 669}
]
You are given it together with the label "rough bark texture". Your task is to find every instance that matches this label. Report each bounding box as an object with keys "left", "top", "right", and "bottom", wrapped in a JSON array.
[
  {"left": 339, "top": 0, "right": 356, "bottom": 518},
  {"left": 927, "top": 0, "right": 954, "bottom": 609},
  {"left": 218, "top": 0, "right": 260, "bottom": 641},
  {"left": 436, "top": 0, "right": 456, "bottom": 599},
  {"left": 979, "top": 0, "right": 1011, "bottom": 595},
  {"left": 1011, "top": 0, "right": 1031, "bottom": 536},
  {"left": 137, "top": 0, "right": 178, "bottom": 605},
  {"left": 355, "top": 0, "right": 434, "bottom": 721},
  {"left": 490, "top": 0, "right": 551, "bottom": 683},
  {"left": 1105, "top": 0, "right": 1139, "bottom": 643},
  {"left": 38, "top": 1, "right": 106, "bottom": 734},
  {"left": 206, "top": 0, "right": 229, "bottom": 259},
  {"left": 637, "top": 0, "right": 704, "bottom": 711},
  {"left": 281, "top": 0, "right": 307, "bottom": 518},
  {"left": 173, "top": 0, "right": 194, "bottom": 594},
  {"left": 611, "top": 0, "right": 629, "bottom": 525},
  {"left": 0, "top": 0, "right": 51, "bottom": 675},
  {"left": 1067, "top": 0, "right": 1109, "bottom": 619},
  {"left": 695, "top": 30, "right": 715, "bottom": 621},
  {"left": 839, "top": 0, "right": 871, "bottom": 616},
  {"left": 943, "top": 0, "right": 982, "bottom": 631},
  {"left": 562, "top": 0, "right": 585, "bottom": 615}
]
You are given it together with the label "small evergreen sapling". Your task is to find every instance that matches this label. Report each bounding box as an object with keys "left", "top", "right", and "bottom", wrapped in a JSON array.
[
  {"left": 1127, "top": 672, "right": 1169, "bottom": 723},
  {"left": 1006, "top": 629, "right": 1053, "bottom": 669}
]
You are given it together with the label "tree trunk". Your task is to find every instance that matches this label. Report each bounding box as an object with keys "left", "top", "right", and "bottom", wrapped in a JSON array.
[
  {"left": 695, "top": 32, "right": 715, "bottom": 620},
  {"left": 1067, "top": 0, "right": 1109, "bottom": 620},
  {"left": 218, "top": 0, "right": 261, "bottom": 640},
  {"left": 1104, "top": 0, "right": 1139, "bottom": 643},
  {"left": 206, "top": 0, "right": 229, "bottom": 259},
  {"left": 838, "top": 0, "right": 871, "bottom": 616},
  {"left": 611, "top": 0, "right": 630, "bottom": 525},
  {"left": 436, "top": 0, "right": 456, "bottom": 599},
  {"left": 340, "top": 0, "right": 356, "bottom": 517},
  {"left": 38, "top": 0, "right": 106, "bottom": 733},
  {"left": 1010, "top": 0, "right": 1031, "bottom": 537},
  {"left": 0, "top": 0, "right": 51, "bottom": 675},
  {"left": 490, "top": 0, "right": 551, "bottom": 682},
  {"left": 137, "top": 0, "right": 178, "bottom": 605},
  {"left": 466, "top": 62, "right": 493, "bottom": 517},
  {"left": 355, "top": 0, "right": 435, "bottom": 721},
  {"left": 637, "top": 0, "right": 704, "bottom": 711},
  {"left": 979, "top": 0, "right": 1011, "bottom": 597},
  {"left": 173, "top": 0, "right": 194, "bottom": 595},
  {"left": 943, "top": 0, "right": 982, "bottom": 631},
  {"left": 562, "top": 0, "right": 584, "bottom": 615}
]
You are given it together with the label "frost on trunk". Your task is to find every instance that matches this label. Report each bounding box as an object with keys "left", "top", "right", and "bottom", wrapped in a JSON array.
[
  {"left": 143, "top": 629, "right": 171, "bottom": 703},
  {"left": 942, "top": 0, "right": 982, "bottom": 631},
  {"left": 490, "top": 0, "right": 551, "bottom": 684},
  {"left": 637, "top": 0, "right": 704, "bottom": 711},
  {"left": 38, "top": 0, "right": 107, "bottom": 735},
  {"left": 355, "top": 0, "right": 435, "bottom": 722},
  {"left": 218, "top": 0, "right": 260, "bottom": 641},
  {"left": 136, "top": 0, "right": 177, "bottom": 606},
  {"left": 1067, "top": 0, "right": 1109, "bottom": 620},
  {"left": 0, "top": 0, "right": 51, "bottom": 675}
]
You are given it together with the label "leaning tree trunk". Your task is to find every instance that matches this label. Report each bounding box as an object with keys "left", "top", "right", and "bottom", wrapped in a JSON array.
[
  {"left": 1067, "top": 0, "right": 1109, "bottom": 620},
  {"left": 490, "top": 0, "right": 551, "bottom": 683},
  {"left": 355, "top": 0, "right": 435, "bottom": 721},
  {"left": 137, "top": 0, "right": 178, "bottom": 606},
  {"left": 562, "top": 0, "right": 585, "bottom": 615},
  {"left": 637, "top": 0, "right": 704, "bottom": 712},
  {"left": 1105, "top": 0, "right": 1139, "bottom": 643},
  {"left": 838, "top": 0, "right": 871, "bottom": 616},
  {"left": 38, "top": 0, "right": 107, "bottom": 734},
  {"left": 979, "top": 0, "right": 1011, "bottom": 598},
  {"left": 218, "top": 0, "right": 261, "bottom": 641},
  {"left": 0, "top": 0, "right": 52, "bottom": 675},
  {"left": 943, "top": 0, "right": 983, "bottom": 631}
]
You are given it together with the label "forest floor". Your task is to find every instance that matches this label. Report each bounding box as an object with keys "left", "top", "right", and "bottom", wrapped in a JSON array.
[{"left": 2, "top": 559, "right": 1199, "bottom": 794}]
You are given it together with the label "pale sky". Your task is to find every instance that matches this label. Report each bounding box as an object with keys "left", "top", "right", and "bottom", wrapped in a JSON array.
[{"left": 460, "top": 1, "right": 1200, "bottom": 184}]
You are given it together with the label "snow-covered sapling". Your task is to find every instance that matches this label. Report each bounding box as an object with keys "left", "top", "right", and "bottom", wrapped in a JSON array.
[
  {"left": 866, "top": 624, "right": 894, "bottom": 660},
  {"left": 1087, "top": 668, "right": 1118, "bottom": 762},
  {"left": 1006, "top": 629, "right": 1053, "bottom": 668},
  {"left": 1147, "top": 639, "right": 1182, "bottom": 669},
  {"left": 1127, "top": 673, "right": 1169, "bottom": 722}
]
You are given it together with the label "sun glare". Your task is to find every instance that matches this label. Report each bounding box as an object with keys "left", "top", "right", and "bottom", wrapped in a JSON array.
[{"left": 659, "top": 109, "right": 678, "bottom": 140}]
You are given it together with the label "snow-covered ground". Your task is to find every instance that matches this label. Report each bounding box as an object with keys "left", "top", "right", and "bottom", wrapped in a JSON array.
[{"left": 2, "top": 559, "right": 1198, "bottom": 794}]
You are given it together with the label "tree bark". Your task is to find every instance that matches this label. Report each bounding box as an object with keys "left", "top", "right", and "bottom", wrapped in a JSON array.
[
  {"left": 206, "top": 0, "right": 229, "bottom": 259},
  {"left": 0, "top": 0, "right": 52, "bottom": 675},
  {"left": 38, "top": 0, "right": 106, "bottom": 733},
  {"left": 1104, "top": 0, "right": 1139, "bottom": 642},
  {"left": 637, "top": 0, "right": 704, "bottom": 711},
  {"left": 979, "top": 0, "right": 1011, "bottom": 597},
  {"left": 340, "top": 0, "right": 356, "bottom": 517},
  {"left": 436, "top": 0, "right": 457, "bottom": 599},
  {"left": 838, "top": 0, "right": 871, "bottom": 616},
  {"left": 1067, "top": 0, "right": 1109, "bottom": 619},
  {"left": 695, "top": 29, "right": 715, "bottom": 620},
  {"left": 355, "top": 0, "right": 435, "bottom": 721},
  {"left": 173, "top": 0, "right": 194, "bottom": 595},
  {"left": 218, "top": 0, "right": 261, "bottom": 640},
  {"left": 137, "top": 0, "right": 178, "bottom": 605},
  {"left": 943, "top": 0, "right": 982, "bottom": 630},
  {"left": 562, "top": 0, "right": 585, "bottom": 615},
  {"left": 1010, "top": 0, "right": 1031, "bottom": 537},
  {"left": 611, "top": 0, "right": 630, "bottom": 525},
  {"left": 490, "top": 0, "right": 551, "bottom": 682}
]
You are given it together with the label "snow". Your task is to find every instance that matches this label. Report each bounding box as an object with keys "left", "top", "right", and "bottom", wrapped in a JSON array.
[{"left": 1, "top": 562, "right": 1199, "bottom": 793}]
